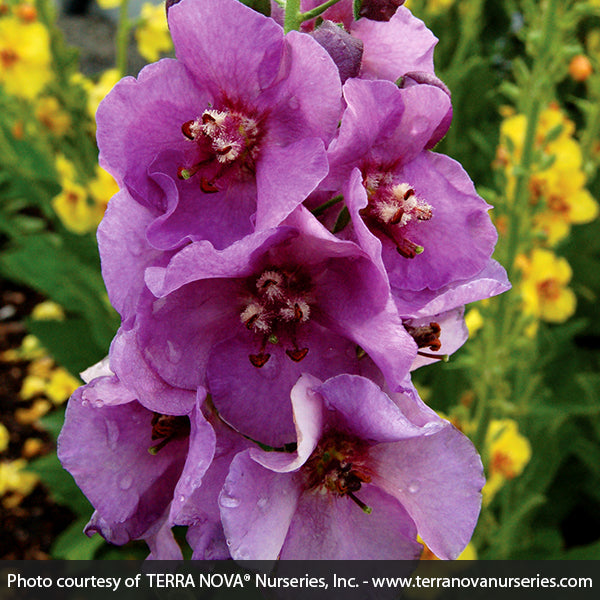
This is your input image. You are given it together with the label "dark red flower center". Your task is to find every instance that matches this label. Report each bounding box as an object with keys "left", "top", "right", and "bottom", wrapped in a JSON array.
[
  {"left": 178, "top": 107, "right": 260, "bottom": 192},
  {"left": 360, "top": 172, "right": 432, "bottom": 258},
  {"left": 148, "top": 413, "right": 190, "bottom": 454},
  {"left": 240, "top": 267, "right": 313, "bottom": 368},
  {"left": 302, "top": 430, "right": 373, "bottom": 514}
]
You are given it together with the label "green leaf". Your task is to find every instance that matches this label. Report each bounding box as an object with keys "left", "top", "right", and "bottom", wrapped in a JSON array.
[
  {"left": 52, "top": 518, "right": 105, "bottom": 560},
  {"left": 27, "top": 452, "right": 92, "bottom": 516},
  {"left": 238, "top": 0, "right": 271, "bottom": 16},
  {"left": 353, "top": 0, "right": 363, "bottom": 20}
]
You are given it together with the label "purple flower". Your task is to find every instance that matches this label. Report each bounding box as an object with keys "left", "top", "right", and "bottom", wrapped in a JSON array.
[
  {"left": 220, "top": 373, "right": 484, "bottom": 560},
  {"left": 58, "top": 363, "right": 216, "bottom": 557},
  {"left": 272, "top": 1, "right": 436, "bottom": 83},
  {"left": 97, "top": 0, "right": 342, "bottom": 251},
  {"left": 115, "top": 207, "right": 416, "bottom": 447},
  {"left": 323, "top": 78, "right": 498, "bottom": 293}
]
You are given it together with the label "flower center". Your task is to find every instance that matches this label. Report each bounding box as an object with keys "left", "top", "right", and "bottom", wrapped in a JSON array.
[
  {"left": 240, "top": 267, "right": 313, "bottom": 368},
  {"left": 537, "top": 278, "right": 562, "bottom": 302},
  {"left": 0, "top": 48, "right": 19, "bottom": 69},
  {"left": 302, "top": 430, "right": 372, "bottom": 514},
  {"left": 148, "top": 413, "right": 190, "bottom": 454},
  {"left": 360, "top": 173, "right": 432, "bottom": 258},
  {"left": 178, "top": 108, "right": 260, "bottom": 192},
  {"left": 405, "top": 321, "right": 447, "bottom": 361}
]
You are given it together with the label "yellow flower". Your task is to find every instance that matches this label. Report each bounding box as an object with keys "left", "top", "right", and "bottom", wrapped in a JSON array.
[
  {"left": 0, "top": 16, "right": 51, "bottom": 99},
  {"left": 22, "top": 438, "right": 44, "bottom": 459},
  {"left": 0, "top": 459, "right": 38, "bottom": 505},
  {"left": 88, "top": 165, "right": 119, "bottom": 221},
  {"left": 15, "top": 399, "right": 51, "bottom": 425},
  {"left": 55, "top": 154, "right": 77, "bottom": 184},
  {"left": 135, "top": 3, "right": 173, "bottom": 62},
  {"left": 499, "top": 104, "right": 598, "bottom": 244},
  {"left": 483, "top": 419, "right": 531, "bottom": 504},
  {"left": 31, "top": 300, "right": 65, "bottom": 321},
  {"left": 35, "top": 96, "right": 71, "bottom": 136},
  {"left": 465, "top": 308, "right": 484, "bottom": 337},
  {"left": 52, "top": 181, "right": 98, "bottom": 234},
  {"left": 20, "top": 375, "right": 47, "bottom": 400},
  {"left": 96, "top": 0, "right": 124, "bottom": 8},
  {"left": 519, "top": 248, "right": 577, "bottom": 323},
  {"left": 45, "top": 367, "right": 80, "bottom": 405},
  {"left": 0, "top": 423, "right": 9, "bottom": 453},
  {"left": 84, "top": 68, "right": 120, "bottom": 119}
]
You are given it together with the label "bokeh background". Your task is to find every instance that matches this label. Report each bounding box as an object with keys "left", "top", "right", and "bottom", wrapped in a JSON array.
[{"left": 1, "top": 0, "right": 599, "bottom": 559}]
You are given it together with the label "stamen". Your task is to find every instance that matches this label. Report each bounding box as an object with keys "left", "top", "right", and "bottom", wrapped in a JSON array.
[
  {"left": 200, "top": 177, "right": 219, "bottom": 193},
  {"left": 286, "top": 347, "right": 309, "bottom": 362},
  {"left": 417, "top": 350, "right": 449, "bottom": 362},
  {"left": 347, "top": 492, "right": 373, "bottom": 514},
  {"left": 249, "top": 352, "right": 271, "bottom": 367}
]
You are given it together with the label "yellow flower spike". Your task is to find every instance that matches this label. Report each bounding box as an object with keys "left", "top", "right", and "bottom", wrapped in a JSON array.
[
  {"left": 465, "top": 308, "right": 484, "bottom": 337},
  {"left": 482, "top": 419, "right": 531, "bottom": 505},
  {"left": 31, "top": 300, "right": 65, "bottom": 321},
  {"left": 15, "top": 399, "right": 51, "bottom": 425},
  {"left": 136, "top": 3, "right": 173, "bottom": 63},
  {"left": 35, "top": 96, "right": 72, "bottom": 137},
  {"left": 519, "top": 248, "right": 577, "bottom": 323},
  {"left": 0, "top": 423, "right": 10, "bottom": 453},
  {"left": 45, "top": 367, "right": 81, "bottom": 405},
  {"left": 52, "top": 181, "right": 97, "bottom": 234},
  {"left": 0, "top": 16, "right": 51, "bottom": 99}
]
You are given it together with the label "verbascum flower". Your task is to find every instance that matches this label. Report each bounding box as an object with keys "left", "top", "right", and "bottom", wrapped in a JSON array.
[
  {"left": 499, "top": 105, "right": 599, "bottom": 245},
  {"left": 0, "top": 16, "right": 51, "bottom": 99},
  {"left": 58, "top": 361, "right": 243, "bottom": 559},
  {"left": 271, "top": 1, "right": 438, "bottom": 83},
  {"left": 136, "top": 3, "right": 173, "bottom": 62},
  {"left": 518, "top": 248, "right": 576, "bottom": 323},
  {"left": 483, "top": 419, "right": 531, "bottom": 504},
  {"left": 52, "top": 181, "right": 98, "bottom": 234},
  {"left": 98, "top": 0, "right": 342, "bottom": 252},
  {"left": 108, "top": 205, "right": 417, "bottom": 447},
  {"left": 87, "top": 165, "right": 119, "bottom": 222},
  {"left": 35, "top": 96, "right": 71, "bottom": 137},
  {"left": 219, "top": 374, "right": 484, "bottom": 560}
]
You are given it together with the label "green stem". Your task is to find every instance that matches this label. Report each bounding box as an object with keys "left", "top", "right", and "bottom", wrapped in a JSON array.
[
  {"left": 299, "top": 0, "right": 345, "bottom": 22},
  {"left": 116, "top": 0, "right": 132, "bottom": 77},
  {"left": 284, "top": 0, "right": 302, "bottom": 32},
  {"left": 311, "top": 194, "right": 343, "bottom": 216}
]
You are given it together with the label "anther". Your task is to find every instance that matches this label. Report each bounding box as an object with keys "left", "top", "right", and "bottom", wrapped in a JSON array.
[
  {"left": 200, "top": 177, "right": 219, "bottom": 193},
  {"left": 347, "top": 492, "right": 373, "bottom": 514},
  {"left": 249, "top": 352, "right": 271, "bottom": 368},
  {"left": 286, "top": 347, "right": 309, "bottom": 362}
]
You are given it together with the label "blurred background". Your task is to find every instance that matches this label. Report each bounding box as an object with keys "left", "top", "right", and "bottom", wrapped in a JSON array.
[{"left": 0, "top": 0, "right": 599, "bottom": 559}]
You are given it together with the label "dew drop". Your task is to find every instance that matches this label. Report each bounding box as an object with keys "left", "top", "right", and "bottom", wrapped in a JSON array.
[
  {"left": 408, "top": 482, "right": 420, "bottom": 494},
  {"left": 219, "top": 494, "right": 241, "bottom": 509},
  {"left": 257, "top": 497, "right": 268, "bottom": 509},
  {"left": 119, "top": 475, "right": 133, "bottom": 490},
  {"left": 288, "top": 96, "right": 300, "bottom": 110}
]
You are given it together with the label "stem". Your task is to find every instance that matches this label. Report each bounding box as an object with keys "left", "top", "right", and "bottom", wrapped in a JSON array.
[
  {"left": 299, "top": 0, "right": 345, "bottom": 22},
  {"left": 311, "top": 194, "right": 343, "bottom": 216},
  {"left": 116, "top": 0, "right": 132, "bottom": 77},
  {"left": 284, "top": 0, "right": 302, "bottom": 32}
]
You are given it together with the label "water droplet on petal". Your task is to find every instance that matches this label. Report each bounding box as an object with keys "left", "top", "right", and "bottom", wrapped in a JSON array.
[
  {"left": 257, "top": 497, "right": 268, "bottom": 509},
  {"left": 119, "top": 475, "right": 133, "bottom": 490},
  {"left": 219, "top": 494, "right": 241, "bottom": 509},
  {"left": 167, "top": 341, "right": 182, "bottom": 365},
  {"left": 288, "top": 96, "right": 300, "bottom": 110},
  {"left": 408, "top": 482, "right": 420, "bottom": 494}
]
